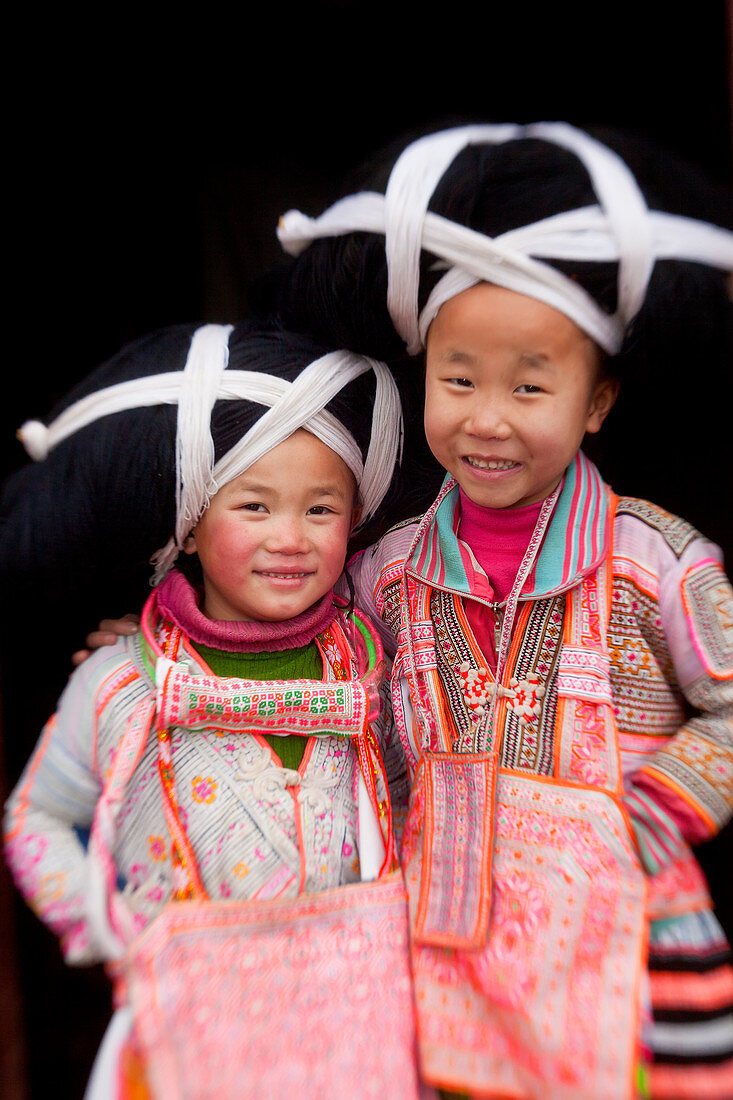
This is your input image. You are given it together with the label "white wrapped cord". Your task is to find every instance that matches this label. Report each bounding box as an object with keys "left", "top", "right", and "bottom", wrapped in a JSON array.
[{"left": 277, "top": 121, "right": 733, "bottom": 355}]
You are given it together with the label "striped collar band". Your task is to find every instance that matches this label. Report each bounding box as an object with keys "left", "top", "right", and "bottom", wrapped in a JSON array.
[{"left": 404, "top": 452, "right": 611, "bottom": 600}]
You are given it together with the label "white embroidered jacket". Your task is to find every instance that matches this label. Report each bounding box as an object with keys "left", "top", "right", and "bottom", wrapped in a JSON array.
[{"left": 4, "top": 617, "right": 406, "bottom": 964}]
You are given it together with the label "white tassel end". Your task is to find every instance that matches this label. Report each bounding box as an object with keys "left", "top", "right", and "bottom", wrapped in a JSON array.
[{"left": 17, "top": 420, "right": 50, "bottom": 461}]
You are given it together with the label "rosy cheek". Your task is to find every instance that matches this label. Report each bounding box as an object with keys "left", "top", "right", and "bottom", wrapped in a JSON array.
[
  {"left": 199, "top": 518, "right": 257, "bottom": 570},
  {"left": 321, "top": 528, "right": 350, "bottom": 577}
]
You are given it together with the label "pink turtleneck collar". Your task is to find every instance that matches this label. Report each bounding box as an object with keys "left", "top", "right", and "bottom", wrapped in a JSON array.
[
  {"left": 458, "top": 489, "right": 544, "bottom": 603},
  {"left": 155, "top": 570, "right": 339, "bottom": 653}
]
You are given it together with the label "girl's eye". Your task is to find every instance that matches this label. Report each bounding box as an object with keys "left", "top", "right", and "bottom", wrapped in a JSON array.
[
  {"left": 307, "top": 505, "right": 334, "bottom": 516},
  {"left": 241, "top": 502, "right": 268, "bottom": 513},
  {"left": 447, "top": 377, "right": 473, "bottom": 388},
  {"left": 516, "top": 384, "right": 543, "bottom": 394}
]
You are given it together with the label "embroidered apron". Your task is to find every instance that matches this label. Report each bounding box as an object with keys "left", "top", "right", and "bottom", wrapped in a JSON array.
[
  {"left": 88, "top": 596, "right": 420, "bottom": 1100},
  {"left": 396, "top": 497, "right": 648, "bottom": 1099}
]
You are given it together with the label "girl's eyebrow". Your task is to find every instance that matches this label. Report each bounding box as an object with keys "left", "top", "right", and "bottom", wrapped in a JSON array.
[
  {"left": 518, "top": 352, "right": 553, "bottom": 369},
  {"left": 231, "top": 481, "right": 270, "bottom": 494},
  {"left": 310, "top": 485, "right": 350, "bottom": 501},
  {"left": 436, "top": 349, "right": 554, "bottom": 368},
  {"left": 440, "top": 348, "right": 478, "bottom": 365}
]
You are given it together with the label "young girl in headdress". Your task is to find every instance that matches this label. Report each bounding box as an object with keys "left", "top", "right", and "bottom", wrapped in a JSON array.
[
  {"left": 2, "top": 321, "right": 417, "bottom": 1098},
  {"left": 271, "top": 123, "right": 733, "bottom": 1099}
]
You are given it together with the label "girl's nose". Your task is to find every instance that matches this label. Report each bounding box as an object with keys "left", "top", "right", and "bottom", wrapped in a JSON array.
[
  {"left": 265, "top": 515, "right": 310, "bottom": 554},
  {"left": 465, "top": 399, "right": 512, "bottom": 440}
]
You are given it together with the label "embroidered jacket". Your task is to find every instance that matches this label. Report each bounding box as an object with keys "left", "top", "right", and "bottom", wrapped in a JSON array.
[
  {"left": 4, "top": 610, "right": 406, "bottom": 965},
  {"left": 351, "top": 453, "right": 733, "bottom": 857}
]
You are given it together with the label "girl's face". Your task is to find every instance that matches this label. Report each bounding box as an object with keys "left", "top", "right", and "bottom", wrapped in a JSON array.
[
  {"left": 424, "top": 283, "right": 617, "bottom": 510},
  {"left": 185, "top": 430, "right": 359, "bottom": 622}
]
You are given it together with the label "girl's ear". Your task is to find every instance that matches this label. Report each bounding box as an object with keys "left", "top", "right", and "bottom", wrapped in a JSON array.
[
  {"left": 350, "top": 505, "right": 363, "bottom": 532},
  {"left": 586, "top": 377, "right": 620, "bottom": 435},
  {"left": 183, "top": 531, "right": 198, "bottom": 555}
]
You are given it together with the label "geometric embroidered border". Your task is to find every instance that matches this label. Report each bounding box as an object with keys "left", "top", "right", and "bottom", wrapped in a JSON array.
[
  {"left": 156, "top": 660, "right": 369, "bottom": 737},
  {"left": 616, "top": 497, "right": 699, "bottom": 559},
  {"left": 557, "top": 646, "right": 613, "bottom": 703},
  {"left": 681, "top": 560, "right": 733, "bottom": 679},
  {"left": 430, "top": 590, "right": 487, "bottom": 751},
  {"left": 413, "top": 752, "right": 496, "bottom": 948},
  {"left": 429, "top": 592, "right": 562, "bottom": 771},
  {"left": 608, "top": 577, "right": 683, "bottom": 738},
  {"left": 376, "top": 575, "right": 404, "bottom": 643},
  {"left": 501, "top": 596, "right": 563, "bottom": 774}
]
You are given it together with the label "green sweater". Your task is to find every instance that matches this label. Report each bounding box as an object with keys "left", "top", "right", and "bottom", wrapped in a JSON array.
[{"left": 194, "top": 641, "right": 324, "bottom": 770}]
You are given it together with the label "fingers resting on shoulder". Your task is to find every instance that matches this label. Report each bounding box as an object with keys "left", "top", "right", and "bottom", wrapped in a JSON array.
[{"left": 71, "top": 614, "right": 141, "bottom": 666}]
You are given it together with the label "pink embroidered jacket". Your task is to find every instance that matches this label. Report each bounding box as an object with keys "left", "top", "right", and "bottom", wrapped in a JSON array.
[
  {"left": 350, "top": 453, "right": 733, "bottom": 878},
  {"left": 347, "top": 451, "right": 733, "bottom": 1097}
]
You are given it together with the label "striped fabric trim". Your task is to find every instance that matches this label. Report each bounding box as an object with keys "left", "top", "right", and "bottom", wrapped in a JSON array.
[
  {"left": 647, "top": 912, "right": 733, "bottom": 1096},
  {"left": 649, "top": 944, "right": 733, "bottom": 975},
  {"left": 651, "top": 1016, "right": 733, "bottom": 1061},
  {"left": 648, "top": 1059, "right": 733, "bottom": 1099},
  {"left": 650, "top": 966, "right": 733, "bottom": 1013},
  {"left": 405, "top": 477, "right": 457, "bottom": 590},
  {"left": 624, "top": 785, "right": 687, "bottom": 875},
  {"left": 530, "top": 452, "right": 610, "bottom": 597}
]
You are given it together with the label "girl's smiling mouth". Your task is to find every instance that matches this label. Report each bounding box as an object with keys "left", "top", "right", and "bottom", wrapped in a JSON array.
[
  {"left": 256, "top": 570, "right": 314, "bottom": 579},
  {"left": 464, "top": 456, "right": 521, "bottom": 471}
]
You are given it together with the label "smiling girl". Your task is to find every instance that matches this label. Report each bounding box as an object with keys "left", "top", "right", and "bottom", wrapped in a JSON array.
[
  {"left": 274, "top": 123, "right": 733, "bottom": 1099},
  {"left": 2, "top": 321, "right": 414, "bottom": 1097}
]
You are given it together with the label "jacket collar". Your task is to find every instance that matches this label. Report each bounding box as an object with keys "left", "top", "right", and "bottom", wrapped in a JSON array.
[{"left": 404, "top": 452, "right": 611, "bottom": 601}]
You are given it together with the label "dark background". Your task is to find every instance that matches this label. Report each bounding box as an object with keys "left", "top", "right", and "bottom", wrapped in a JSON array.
[{"left": 2, "top": 5, "right": 732, "bottom": 1096}]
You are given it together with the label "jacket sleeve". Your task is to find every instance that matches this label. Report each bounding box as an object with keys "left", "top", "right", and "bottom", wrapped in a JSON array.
[
  {"left": 623, "top": 529, "right": 733, "bottom": 870},
  {"left": 3, "top": 647, "right": 138, "bottom": 963}
]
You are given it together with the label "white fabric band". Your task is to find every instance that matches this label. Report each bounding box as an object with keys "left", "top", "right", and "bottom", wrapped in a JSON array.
[
  {"left": 174, "top": 324, "right": 234, "bottom": 555},
  {"left": 17, "top": 325, "right": 403, "bottom": 580},
  {"left": 278, "top": 122, "right": 733, "bottom": 355},
  {"left": 383, "top": 123, "right": 523, "bottom": 348}
]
